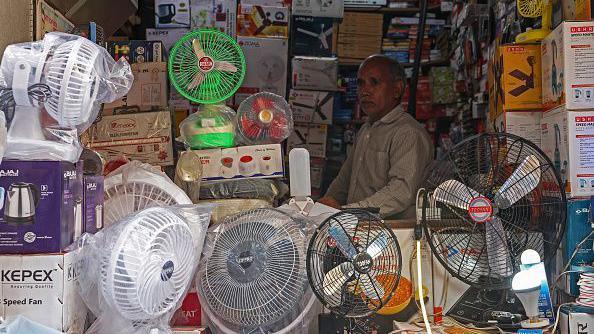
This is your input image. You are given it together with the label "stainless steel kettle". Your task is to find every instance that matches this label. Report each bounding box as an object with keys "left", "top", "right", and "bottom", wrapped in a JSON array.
[{"left": 4, "top": 182, "right": 40, "bottom": 224}]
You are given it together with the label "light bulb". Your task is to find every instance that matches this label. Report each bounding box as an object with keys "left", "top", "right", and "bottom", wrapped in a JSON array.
[
  {"left": 512, "top": 270, "right": 548, "bottom": 328},
  {"left": 521, "top": 249, "right": 541, "bottom": 265}
]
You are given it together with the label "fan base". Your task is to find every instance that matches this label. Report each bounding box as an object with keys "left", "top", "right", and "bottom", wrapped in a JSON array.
[
  {"left": 520, "top": 318, "right": 549, "bottom": 328},
  {"left": 515, "top": 29, "right": 550, "bottom": 44}
]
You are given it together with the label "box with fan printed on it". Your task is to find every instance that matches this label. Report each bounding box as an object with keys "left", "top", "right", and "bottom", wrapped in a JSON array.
[
  {"left": 291, "top": 16, "right": 335, "bottom": 57},
  {"left": 237, "top": 4, "right": 289, "bottom": 38},
  {"left": 287, "top": 123, "right": 328, "bottom": 158},
  {"left": 0, "top": 252, "right": 87, "bottom": 332},
  {"left": 184, "top": 144, "right": 284, "bottom": 181},
  {"left": 234, "top": 36, "right": 288, "bottom": 105},
  {"left": 289, "top": 89, "right": 334, "bottom": 124},
  {"left": 291, "top": 56, "right": 339, "bottom": 91},
  {"left": 292, "top": 0, "right": 344, "bottom": 18}
]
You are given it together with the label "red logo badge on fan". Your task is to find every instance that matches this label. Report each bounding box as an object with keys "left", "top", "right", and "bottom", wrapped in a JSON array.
[
  {"left": 468, "top": 197, "right": 492, "bottom": 223},
  {"left": 198, "top": 56, "right": 214, "bottom": 72}
]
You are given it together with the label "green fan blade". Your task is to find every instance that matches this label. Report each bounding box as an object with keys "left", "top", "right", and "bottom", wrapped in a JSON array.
[{"left": 168, "top": 29, "right": 246, "bottom": 104}]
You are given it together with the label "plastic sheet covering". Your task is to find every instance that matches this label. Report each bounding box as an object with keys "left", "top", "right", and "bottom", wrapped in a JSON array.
[
  {"left": 199, "top": 178, "right": 287, "bottom": 203},
  {"left": 199, "top": 198, "right": 272, "bottom": 224},
  {"left": 0, "top": 316, "right": 63, "bottom": 334},
  {"left": 174, "top": 150, "right": 203, "bottom": 203},
  {"left": 75, "top": 205, "right": 213, "bottom": 334},
  {"left": 179, "top": 104, "right": 237, "bottom": 150}
]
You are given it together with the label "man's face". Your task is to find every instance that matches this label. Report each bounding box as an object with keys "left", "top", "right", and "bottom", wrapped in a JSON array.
[{"left": 357, "top": 62, "right": 402, "bottom": 121}]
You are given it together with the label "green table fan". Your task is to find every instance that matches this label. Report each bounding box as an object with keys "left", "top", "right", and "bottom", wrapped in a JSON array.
[{"left": 169, "top": 29, "right": 246, "bottom": 149}]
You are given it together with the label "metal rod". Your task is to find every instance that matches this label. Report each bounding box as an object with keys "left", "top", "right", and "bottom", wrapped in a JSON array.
[{"left": 407, "top": 0, "right": 430, "bottom": 118}]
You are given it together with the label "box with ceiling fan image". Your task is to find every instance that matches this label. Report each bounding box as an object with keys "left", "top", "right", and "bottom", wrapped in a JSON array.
[
  {"left": 291, "top": 16, "right": 335, "bottom": 57},
  {"left": 287, "top": 123, "right": 328, "bottom": 158},
  {"left": 289, "top": 89, "right": 334, "bottom": 125},
  {"left": 291, "top": 56, "right": 339, "bottom": 91}
]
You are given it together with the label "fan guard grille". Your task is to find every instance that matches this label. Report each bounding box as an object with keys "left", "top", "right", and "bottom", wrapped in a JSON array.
[
  {"left": 307, "top": 209, "right": 402, "bottom": 318},
  {"left": 237, "top": 92, "right": 293, "bottom": 145},
  {"left": 423, "top": 133, "right": 566, "bottom": 289},
  {"left": 517, "top": 0, "right": 543, "bottom": 18},
  {"left": 199, "top": 208, "right": 307, "bottom": 328}
]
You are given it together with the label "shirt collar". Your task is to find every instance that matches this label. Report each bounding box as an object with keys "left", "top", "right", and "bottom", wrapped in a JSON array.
[{"left": 368, "top": 105, "right": 405, "bottom": 126}]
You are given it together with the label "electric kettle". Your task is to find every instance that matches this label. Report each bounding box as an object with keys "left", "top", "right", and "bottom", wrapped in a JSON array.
[
  {"left": 4, "top": 183, "right": 39, "bottom": 224},
  {"left": 157, "top": 4, "right": 176, "bottom": 24}
]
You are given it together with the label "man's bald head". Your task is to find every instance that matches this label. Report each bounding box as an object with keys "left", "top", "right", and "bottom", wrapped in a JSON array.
[{"left": 359, "top": 54, "right": 407, "bottom": 96}]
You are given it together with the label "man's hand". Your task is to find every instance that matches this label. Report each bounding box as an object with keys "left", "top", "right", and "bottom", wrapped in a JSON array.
[{"left": 318, "top": 196, "right": 341, "bottom": 209}]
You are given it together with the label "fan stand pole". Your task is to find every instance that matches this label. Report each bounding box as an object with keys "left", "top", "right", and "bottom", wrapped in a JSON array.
[{"left": 406, "top": 0, "right": 429, "bottom": 118}]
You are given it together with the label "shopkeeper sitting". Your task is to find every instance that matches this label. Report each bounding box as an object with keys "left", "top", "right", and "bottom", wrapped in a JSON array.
[{"left": 318, "top": 54, "right": 434, "bottom": 219}]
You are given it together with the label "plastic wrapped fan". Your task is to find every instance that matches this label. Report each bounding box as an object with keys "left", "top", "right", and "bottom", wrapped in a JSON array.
[
  {"left": 199, "top": 178, "right": 286, "bottom": 203},
  {"left": 237, "top": 92, "right": 293, "bottom": 145},
  {"left": 0, "top": 32, "right": 133, "bottom": 162},
  {"left": 103, "top": 161, "right": 192, "bottom": 226},
  {"left": 179, "top": 104, "right": 237, "bottom": 149},
  {"left": 76, "top": 205, "right": 213, "bottom": 334}
]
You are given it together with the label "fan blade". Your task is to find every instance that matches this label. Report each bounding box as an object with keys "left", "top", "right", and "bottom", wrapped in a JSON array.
[
  {"left": 254, "top": 24, "right": 267, "bottom": 35},
  {"left": 292, "top": 102, "right": 315, "bottom": 109},
  {"left": 360, "top": 274, "right": 385, "bottom": 300},
  {"left": 493, "top": 155, "right": 541, "bottom": 209},
  {"left": 434, "top": 180, "right": 481, "bottom": 211},
  {"left": 320, "top": 35, "right": 329, "bottom": 50},
  {"left": 366, "top": 233, "right": 388, "bottom": 259},
  {"left": 485, "top": 216, "right": 513, "bottom": 277},
  {"left": 256, "top": 5, "right": 266, "bottom": 19},
  {"left": 297, "top": 28, "right": 319, "bottom": 38},
  {"left": 324, "top": 27, "right": 334, "bottom": 36},
  {"left": 319, "top": 92, "right": 333, "bottom": 106},
  {"left": 214, "top": 61, "right": 238, "bottom": 73},
  {"left": 328, "top": 223, "right": 358, "bottom": 259},
  {"left": 187, "top": 71, "right": 205, "bottom": 89},
  {"left": 192, "top": 38, "right": 206, "bottom": 59},
  {"left": 323, "top": 262, "right": 354, "bottom": 305}
]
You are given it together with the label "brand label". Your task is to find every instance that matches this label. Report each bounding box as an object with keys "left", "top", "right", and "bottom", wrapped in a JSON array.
[
  {"left": 160, "top": 260, "right": 175, "bottom": 282},
  {"left": 64, "top": 170, "right": 77, "bottom": 179},
  {"left": 571, "top": 26, "right": 594, "bottom": 33},
  {"left": 0, "top": 170, "right": 18, "bottom": 177},
  {"left": 468, "top": 197, "right": 493, "bottom": 223},
  {"left": 1, "top": 269, "right": 54, "bottom": 282},
  {"left": 110, "top": 118, "right": 136, "bottom": 132},
  {"left": 198, "top": 56, "right": 214, "bottom": 72}
]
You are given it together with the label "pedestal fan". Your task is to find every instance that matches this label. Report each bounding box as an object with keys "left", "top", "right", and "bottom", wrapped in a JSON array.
[{"left": 416, "top": 133, "right": 565, "bottom": 329}]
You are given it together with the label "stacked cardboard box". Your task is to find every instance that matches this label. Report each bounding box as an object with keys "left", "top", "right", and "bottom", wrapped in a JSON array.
[{"left": 337, "top": 12, "right": 383, "bottom": 61}]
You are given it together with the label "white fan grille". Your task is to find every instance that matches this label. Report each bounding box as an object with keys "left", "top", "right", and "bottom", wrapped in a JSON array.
[
  {"left": 200, "top": 209, "right": 306, "bottom": 328},
  {"left": 101, "top": 208, "right": 196, "bottom": 320},
  {"left": 45, "top": 38, "right": 100, "bottom": 127}
]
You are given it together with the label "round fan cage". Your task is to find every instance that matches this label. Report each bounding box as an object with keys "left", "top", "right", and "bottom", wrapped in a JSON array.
[
  {"left": 103, "top": 172, "right": 192, "bottom": 227},
  {"left": 517, "top": 0, "right": 542, "bottom": 18},
  {"left": 199, "top": 208, "right": 308, "bottom": 329},
  {"left": 423, "top": 133, "right": 566, "bottom": 290},
  {"left": 168, "top": 29, "right": 246, "bottom": 104},
  {"left": 307, "top": 209, "right": 402, "bottom": 318},
  {"left": 237, "top": 92, "right": 293, "bottom": 145},
  {"left": 100, "top": 207, "right": 196, "bottom": 320},
  {"left": 44, "top": 37, "right": 100, "bottom": 127}
]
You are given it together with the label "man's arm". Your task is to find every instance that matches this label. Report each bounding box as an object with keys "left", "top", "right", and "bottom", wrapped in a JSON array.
[
  {"left": 343, "top": 129, "right": 433, "bottom": 217},
  {"left": 322, "top": 146, "right": 356, "bottom": 205}
]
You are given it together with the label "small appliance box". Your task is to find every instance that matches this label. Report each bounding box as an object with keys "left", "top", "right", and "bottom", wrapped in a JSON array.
[
  {"left": 494, "top": 110, "right": 542, "bottom": 148},
  {"left": 540, "top": 105, "right": 594, "bottom": 197},
  {"left": 146, "top": 28, "right": 191, "bottom": 52},
  {"left": 287, "top": 123, "right": 328, "bottom": 158},
  {"left": 291, "top": 16, "right": 335, "bottom": 57},
  {"left": 559, "top": 305, "right": 594, "bottom": 334},
  {"left": 105, "top": 40, "right": 164, "bottom": 63},
  {"left": 235, "top": 36, "right": 288, "bottom": 104},
  {"left": 237, "top": 4, "right": 289, "bottom": 38},
  {"left": 563, "top": 199, "right": 594, "bottom": 296},
  {"left": 83, "top": 110, "right": 175, "bottom": 167},
  {"left": 187, "top": 144, "right": 284, "bottom": 181},
  {"left": 172, "top": 290, "right": 201, "bottom": 326},
  {"left": 289, "top": 89, "right": 334, "bottom": 124},
  {"left": 155, "top": 0, "right": 191, "bottom": 28},
  {"left": 83, "top": 175, "right": 104, "bottom": 235},
  {"left": 0, "top": 160, "right": 82, "bottom": 254},
  {"left": 292, "top": 0, "right": 344, "bottom": 18},
  {"left": 542, "top": 21, "right": 594, "bottom": 111},
  {"left": 291, "top": 56, "right": 339, "bottom": 91},
  {"left": 189, "top": 0, "right": 238, "bottom": 35},
  {"left": 494, "top": 44, "right": 542, "bottom": 112},
  {"left": 0, "top": 252, "right": 87, "bottom": 332},
  {"left": 102, "top": 62, "right": 168, "bottom": 113}
]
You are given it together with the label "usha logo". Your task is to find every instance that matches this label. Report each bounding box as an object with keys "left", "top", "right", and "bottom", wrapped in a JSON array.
[
  {"left": 110, "top": 118, "right": 136, "bottom": 132},
  {"left": 0, "top": 170, "right": 18, "bottom": 177},
  {"left": 571, "top": 26, "right": 594, "bottom": 33},
  {"left": 1, "top": 269, "right": 54, "bottom": 282}
]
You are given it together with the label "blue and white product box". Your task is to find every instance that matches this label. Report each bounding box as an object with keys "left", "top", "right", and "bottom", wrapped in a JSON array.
[
  {"left": 0, "top": 161, "right": 82, "bottom": 253},
  {"left": 83, "top": 175, "right": 104, "bottom": 235},
  {"left": 559, "top": 304, "right": 594, "bottom": 334},
  {"left": 564, "top": 199, "right": 594, "bottom": 296},
  {"left": 291, "top": 16, "right": 334, "bottom": 57},
  {"left": 520, "top": 262, "right": 555, "bottom": 324},
  {"left": 155, "top": 0, "right": 191, "bottom": 28},
  {"left": 188, "top": 144, "right": 284, "bottom": 181},
  {"left": 0, "top": 252, "right": 87, "bottom": 332}
]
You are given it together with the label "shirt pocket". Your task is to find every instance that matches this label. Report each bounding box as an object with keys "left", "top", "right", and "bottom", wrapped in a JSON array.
[{"left": 364, "top": 149, "right": 390, "bottom": 189}]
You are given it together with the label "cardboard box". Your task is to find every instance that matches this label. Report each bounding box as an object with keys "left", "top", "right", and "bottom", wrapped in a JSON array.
[
  {"left": 105, "top": 40, "right": 164, "bottom": 63},
  {"left": 562, "top": 0, "right": 592, "bottom": 21},
  {"left": 494, "top": 111, "right": 542, "bottom": 147},
  {"left": 493, "top": 44, "right": 543, "bottom": 112},
  {"left": 235, "top": 36, "right": 288, "bottom": 104},
  {"left": 292, "top": 56, "right": 338, "bottom": 91},
  {"left": 292, "top": 0, "right": 344, "bottom": 18},
  {"left": 172, "top": 290, "right": 201, "bottom": 326},
  {"left": 155, "top": 0, "right": 191, "bottom": 28},
  {"left": 0, "top": 252, "right": 86, "bottom": 332},
  {"left": 36, "top": 0, "right": 75, "bottom": 40},
  {"left": 542, "top": 21, "right": 594, "bottom": 111},
  {"left": 189, "top": 0, "right": 237, "bottom": 36},
  {"left": 337, "top": 37, "right": 382, "bottom": 59},
  {"left": 563, "top": 199, "right": 594, "bottom": 296},
  {"left": 559, "top": 305, "right": 594, "bottom": 334},
  {"left": 237, "top": 4, "right": 289, "bottom": 38},
  {"left": 0, "top": 161, "right": 82, "bottom": 254},
  {"left": 287, "top": 123, "right": 328, "bottom": 158},
  {"left": 186, "top": 144, "right": 284, "bottom": 181},
  {"left": 83, "top": 175, "right": 103, "bottom": 234},
  {"left": 292, "top": 16, "right": 335, "bottom": 57},
  {"left": 338, "top": 12, "right": 383, "bottom": 36},
  {"left": 83, "top": 110, "right": 175, "bottom": 167},
  {"left": 289, "top": 89, "right": 334, "bottom": 124},
  {"left": 540, "top": 105, "right": 594, "bottom": 197},
  {"left": 0, "top": 0, "right": 33, "bottom": 57},
  {"left": 146, "top": 28, "right": 191, "bottom": 52},
  {"left": 103, "top": 62, "right": 168, "bottom": 112},
  {"left": 310, "top": 157, "right": 325, "bottom": 189}
]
